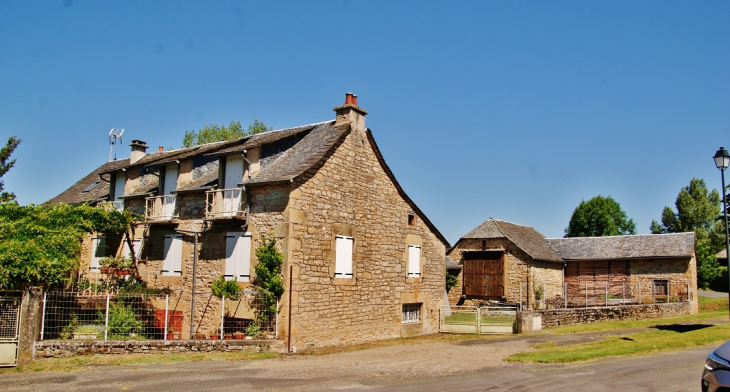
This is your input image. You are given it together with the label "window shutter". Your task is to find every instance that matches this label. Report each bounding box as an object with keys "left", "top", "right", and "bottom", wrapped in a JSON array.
[
  {"left": 91, "top": 237, "right": 106, "bottom": 271},
  {"left": 163, "top": 235, "right": 182, "bottom": 277},
  {"left": 408, "top": 245, "right": 421, "bottom": 277},
  {"left": 122, "top": 239, "right": 142, "bottom": 260},
  {"left": 171, "top": 235, "right": 182, "bottom": 276},
  {"left": 335, "top": 236, "right": 353, "bottom": 277},
  {"left": 224, "top": 235, "right": 237, "bottom": 280},
  {"left": 237, "top": 234, "right": 251, "bottom": 282}
]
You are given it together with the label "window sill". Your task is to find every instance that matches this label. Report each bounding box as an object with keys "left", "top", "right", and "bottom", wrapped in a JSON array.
[{"left": 333, "top": 277, "right": 356, "bottom": 286}]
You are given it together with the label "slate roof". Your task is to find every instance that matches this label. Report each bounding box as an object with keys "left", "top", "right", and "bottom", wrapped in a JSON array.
[
  {"left": 242, "top": 122, "right": 346, "bottom": 185},
  {"left": 47, "top": 159, "right": 130, "bottom": 205},
  {"left": 458, "top": 219, "right": 564, "bottom": 263},
  {"left": 207, "top": 122, "right": 327, "bottom": 157},
  {"left": 445, "top": 255, "right": 461, "bottom": 270},
  {"left": 544, "top": 232, "right": 696, "bottom": 260}
]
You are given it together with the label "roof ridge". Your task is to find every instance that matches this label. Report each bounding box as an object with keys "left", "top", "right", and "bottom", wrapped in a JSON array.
[{"left": 545, "top": 232, "right": 695, "bottom": 241}]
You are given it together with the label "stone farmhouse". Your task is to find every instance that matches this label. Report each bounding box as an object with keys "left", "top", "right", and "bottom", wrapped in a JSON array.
[
  {"left": 447, "top": 219, "right": 698, "bottom": 314},
  {"left": 49, "top": 93, "right": 450, "bottom": 348}
]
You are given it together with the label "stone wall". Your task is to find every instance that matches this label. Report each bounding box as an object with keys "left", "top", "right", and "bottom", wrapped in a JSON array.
[
  {"left": 446, "top": 238, "right": 563, "bottom": 308},
  {"left": 629, "top": 257, "right": 698, "bottom": 314},
  {"left": 283, "top": 123, "right": 447, "bottom": 349},
  {"left": 35, "top": 339, "right": 278, "bottom": 358},
  {"left": 534, "top": 302, "right": 692, "bottom": 328}
]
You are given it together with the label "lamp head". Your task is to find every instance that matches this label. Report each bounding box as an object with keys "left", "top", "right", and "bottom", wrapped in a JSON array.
[{"left": 715, "top": 147, "right": 730, "bottom": 170}]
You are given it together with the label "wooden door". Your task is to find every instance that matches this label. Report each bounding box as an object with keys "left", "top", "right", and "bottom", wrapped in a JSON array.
[{"left": 463, "top": 258, "right": 504, "bottom": 298}]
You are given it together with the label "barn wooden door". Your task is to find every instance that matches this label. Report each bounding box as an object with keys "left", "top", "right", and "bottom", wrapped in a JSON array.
[{"left": 463, "top": 256, "right": 504, "bottom": 298}]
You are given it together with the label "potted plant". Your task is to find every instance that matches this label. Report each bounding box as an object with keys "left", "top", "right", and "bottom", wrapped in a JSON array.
[
  {"left": 209, "top": 331, "right": 219, "bottom": 340},
  {"left": 245, "top": 323, "right": 261, "bottom": 340},
  {"left": 233, "top": 331, "right": 245, "bottom": 340}
]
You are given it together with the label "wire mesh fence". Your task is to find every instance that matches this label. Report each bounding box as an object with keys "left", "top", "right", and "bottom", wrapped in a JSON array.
[
  {"left": 0, "top": 296, "right": 21, "bottom": 340},
  {"left": 194, "top": 290, "right": 277, "bottom": 340},
  {"left": 41, "top": 290, "right": 278, "bottom": 341},
  {"left": 518, "top": 280, "right": 692, "bottom": 310},
  {"left": 41, "top": 291, "right": 181, "bottom": 341}
]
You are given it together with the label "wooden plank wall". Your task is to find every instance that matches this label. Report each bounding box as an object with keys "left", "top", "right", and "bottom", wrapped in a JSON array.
[{"left": 565, "top": 260, "right": 629, "bottom": 297}]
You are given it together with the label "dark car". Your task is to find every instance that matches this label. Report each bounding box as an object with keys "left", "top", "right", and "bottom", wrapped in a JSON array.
[{"left": 703, "top": 340, "right": 730, "bottom": 392}]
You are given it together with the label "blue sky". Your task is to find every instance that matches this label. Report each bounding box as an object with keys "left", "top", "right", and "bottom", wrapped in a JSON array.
[{"left": 1, "top": 1, "right": 729, "bottom": 244}]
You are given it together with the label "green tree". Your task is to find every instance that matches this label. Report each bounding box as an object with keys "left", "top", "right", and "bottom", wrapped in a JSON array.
[
  {"left": 0, "top": 203, "right": 134, "bottom": 289},
  {"left": 0, "top": 136, "right": 21, "bottom": 203},
  {"left": 182, "top": 119, "right": 272, "bottom": 147},
  {"left": 565, "top": 195, "right": 637, "bottom": 237},
  {"left": 651, "top": 178, "right": 725, "bottom": 288}
]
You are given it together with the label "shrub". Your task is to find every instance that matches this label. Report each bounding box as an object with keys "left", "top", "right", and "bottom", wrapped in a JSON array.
[
  {"left": 98, "top": 301, "right": 144, "bottom": 339},
  {"left": 211, "top": 276, "right": 241, "bottom": 300}
]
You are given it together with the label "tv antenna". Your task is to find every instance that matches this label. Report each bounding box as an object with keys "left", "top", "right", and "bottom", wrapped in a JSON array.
[{"left": 108, "top": 128, "right": 124, "bottom": 161}]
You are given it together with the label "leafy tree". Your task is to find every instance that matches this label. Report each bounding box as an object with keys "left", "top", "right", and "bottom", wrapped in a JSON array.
[
  {"left": 651, "top": 178, "right": 726, "bottom": 288},
  {"left": 0, "top": 136, "right": 21, "bottom": 203},
  {"left": 445, "top": 268, "right": 459, "bottom": 292},
  {"left": 182, "top": 119, "right": 272, "bottom": 147},
  {"left": 565, "top": 195, "right": 637, "bottom": 237},
  {"left": 0, "top": 203, "right": 135, "bottom": 289}
]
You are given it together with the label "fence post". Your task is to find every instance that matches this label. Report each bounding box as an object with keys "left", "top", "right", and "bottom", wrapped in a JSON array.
[
  {"left": 605, "top": 282, "right": 608, "bottom": 306},
  {"left": 585, "top": 283, "right": 588, "bottom": 308},
  {"left": 622, "top": 283, "right": 625, "bottom": 305},
  {"left": 542, "top": 282, "right": 545, "bottom": 309},
  {"left": 519, "top": 283, "right": 522, "bottom": 311},
  {"left": 275, "top": 298, "right": 279, "bottom": 340},
  {"left": 638, "top": 282, "right": 642, "bottom": 305},
  {"left": 220, "top": 295, "right": 225, "bottom": 340},
  {"left": 164, "top": 295, "right": 169, "bottom": 341},
  {"left": 104, "top": 293, "right": 110, "bottom": 341},
  {"left": 687, "top": 281, "right": 690, "bottom": 302},
  {"left": 667, "top": 284, "right": 670, "bottom": 303},
  {"left": 564, "top": 283, "right": 567, "bottom": 309},
  {"left": 40, "top": 291, "right": 47, "bottom": 341}
]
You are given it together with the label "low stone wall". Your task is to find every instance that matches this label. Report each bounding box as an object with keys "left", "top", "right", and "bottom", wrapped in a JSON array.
[
  {"left": 35, "top": 339, "right": 282, "bottom": 358},
  {"left": 533, "top": 302, "right": 692, "bottom": 329}
]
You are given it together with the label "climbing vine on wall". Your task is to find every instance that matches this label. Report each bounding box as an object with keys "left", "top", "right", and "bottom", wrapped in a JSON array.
[
  {"left": 253, "top": 236, "right": 284, "bottom": 317},
  {"left": 0, "top": 203, "right": 135, "bottom": 289}
]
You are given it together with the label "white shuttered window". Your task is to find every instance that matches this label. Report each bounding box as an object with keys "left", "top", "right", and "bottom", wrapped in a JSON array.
[
  {"left": 225, "top": 232, "right": 252, "bottom": 282},
  {"left": 408, "top": 245, "right": 421, "bottom": 277},
  {"left": 122, "top": 239, "right": 142, "bottom": 260},
  {"left": 91, "top": 237, "right": 106, "bottom": 272},
  {"left": 335, "top": 236, "right": 354, "bottom": 278},
  {"left": 162, "top": 235, "right": 183, "bottom": 277}
]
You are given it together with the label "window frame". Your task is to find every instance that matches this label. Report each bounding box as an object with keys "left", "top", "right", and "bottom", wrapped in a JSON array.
[
  {"left": 407, "top": 244, "right": 421, "bottom": 278},
  {"left": 402, "top": 303, "right": 421, "bottom": 324},
  {"left": 90, "top": 236, "right": 106, "bottom": 272}
]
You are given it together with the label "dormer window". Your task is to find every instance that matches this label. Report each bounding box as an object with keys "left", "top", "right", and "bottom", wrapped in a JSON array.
[
  {"left": 82, "top": 181, "right": 101, "bottom": 193},
  {"left": 206, "top": 155, "right": 246, "bottom": 219},
  {"left": 146, "top": 164, "right": 179, "bottom": 221}
]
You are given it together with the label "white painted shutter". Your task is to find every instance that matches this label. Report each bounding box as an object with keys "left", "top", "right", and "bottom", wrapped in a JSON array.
[
  {"left": 335, "top": 236, "right": 353, "bottom": 278},
  {"left": 163, "top": 235, "right": 182, "bottom": 277},
  {"left": 113, "top": 173, "right": 126, "bottom": 201},
  {"left": 223, "top": 156, "right": 244, "bottom": 216},
  {"left": 224, "top": 234, "right": 237, "bottom": 281},
  {"left": 122, "top": 239, "right": 142, "bottom": 260},
  {"left": 408, "top": 245, "right": 421, "bottom": 277},
  {"left": 237, "top": 234, "right": 251, "bottom": 282},
  {"left": 91, "top": 237, "right": 105, "bottom": 271},
  {"left": 163, "top": 164, "right": 178, "bottom": 194}
]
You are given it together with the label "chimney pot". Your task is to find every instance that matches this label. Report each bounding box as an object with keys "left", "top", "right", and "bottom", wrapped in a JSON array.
[
  {"left": 352, "top": 94, "right": 358, "bottom": 107},
  {"left": 344, "top": 92, "right": 354, "bottom": 105},
  {"left": 159, "top": 146, "right": 164, "bottom": 152}
]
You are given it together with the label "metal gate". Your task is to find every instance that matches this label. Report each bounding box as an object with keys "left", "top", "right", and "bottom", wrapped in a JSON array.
[
  {"left": 0, "top": 297, "right": 21, "bottom": 367},
  {"left": 439, "top": 305, "right": 516, "bottom": 334}
]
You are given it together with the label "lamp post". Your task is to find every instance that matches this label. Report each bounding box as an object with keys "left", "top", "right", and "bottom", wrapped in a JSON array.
[{"left": 714, "top": 147, "right": 730, "bottom": 318}]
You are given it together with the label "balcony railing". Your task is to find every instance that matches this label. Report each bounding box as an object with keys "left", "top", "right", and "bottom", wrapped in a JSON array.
[
  {"left": 145, "top": 195, "right": 178, "bottom": 221},
  {"left": 98, "top": 201, "right": 124, "bottom": 212},
  {"left": 206, "top": 188, "right": 246, "bottom": 219}
]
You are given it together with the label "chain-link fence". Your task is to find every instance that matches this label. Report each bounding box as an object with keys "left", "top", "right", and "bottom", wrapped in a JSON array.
[{"left": 518, "top": 280, "right": 693, "bottom": 310}]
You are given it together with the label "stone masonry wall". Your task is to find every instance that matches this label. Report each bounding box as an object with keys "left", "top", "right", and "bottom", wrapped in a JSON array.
[
  {"left": 535, "top": 302, "right": 692, "bottom": 328},
  {"left": 35, "top": 339, "right": 277, "bottom": 358},
  {"left": 283, "top": 125, "right": 446, "bottom": 349},
  {"left": 629, "top": 257, "right": 698, "bottom": 314},
  {"left": 447, "top": 238, "right": 562, "bottom": 308}
]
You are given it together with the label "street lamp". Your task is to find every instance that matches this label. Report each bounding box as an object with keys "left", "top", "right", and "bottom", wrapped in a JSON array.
[{"left": 714, "top": 146, "right": 730, "bottom": 319}]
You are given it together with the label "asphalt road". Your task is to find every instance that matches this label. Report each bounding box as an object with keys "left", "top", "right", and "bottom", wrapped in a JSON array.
[{"left": 0, "top": 341, "right": 713, "bottom": 392}]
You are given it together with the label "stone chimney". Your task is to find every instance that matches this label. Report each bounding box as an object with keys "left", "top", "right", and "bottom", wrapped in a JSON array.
[
  {"left": 129, "top": 140, "right": 148, "bottom": 164},
  {"left": 334, "top": 92, "right": 367, "bottom": 131}
]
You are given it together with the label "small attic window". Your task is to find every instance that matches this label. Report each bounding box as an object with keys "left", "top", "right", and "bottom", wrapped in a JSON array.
[
  {"left": 407, "top": 213, "right": 415, "bottom": 226},
  {"left": 82, "top": 181, "right": 102, "bottom": 193}
]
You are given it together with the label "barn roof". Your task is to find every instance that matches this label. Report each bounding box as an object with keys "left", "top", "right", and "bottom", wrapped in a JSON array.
[
  {"left": 544, "top": 232, "right": 696, "bottom": 260},
  {"left": 460, "top": 219, "right": 564, "bottom": 263}
]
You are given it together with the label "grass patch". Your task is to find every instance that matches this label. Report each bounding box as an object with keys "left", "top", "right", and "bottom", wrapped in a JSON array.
[
  {"left": 1, "top": 351, "right": 278, "bottom": 374},
  {"left": 507, "top": 323, "right": 730, "bottom": 363}
]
